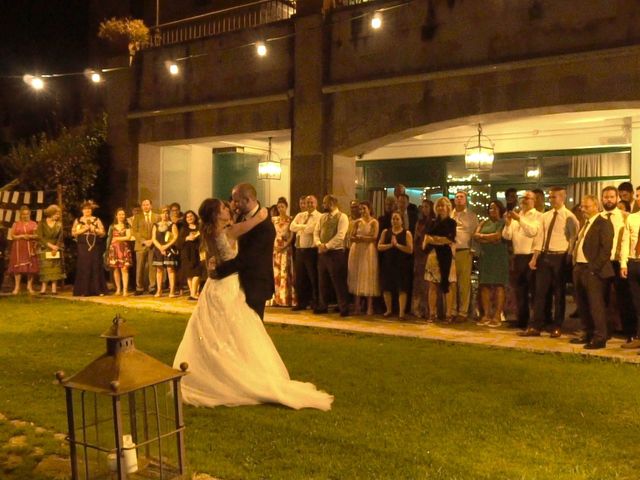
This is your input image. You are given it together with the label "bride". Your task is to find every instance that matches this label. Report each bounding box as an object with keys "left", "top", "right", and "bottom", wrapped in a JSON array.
[{"left": 173, "top": 198, "right": 333, "bottom": 411}]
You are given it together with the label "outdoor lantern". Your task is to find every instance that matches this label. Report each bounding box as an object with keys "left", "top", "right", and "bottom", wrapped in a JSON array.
[
  {"left": 464, "top": 123, "right": 495, "bottom": 171},
  {"left": 56, "top": 315, "right": 189, "bottom": 479},
  {"left": 257, "top": 136, "right": 281, "bottom": 180}
]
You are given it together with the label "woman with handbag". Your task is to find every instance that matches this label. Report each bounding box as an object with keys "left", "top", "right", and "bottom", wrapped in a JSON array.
[
  {"left": 37, "top": 204, "right": 66, "bottom": 294},
  {"left": 151, "top": 205, "right": 179, "bottom": 297}
]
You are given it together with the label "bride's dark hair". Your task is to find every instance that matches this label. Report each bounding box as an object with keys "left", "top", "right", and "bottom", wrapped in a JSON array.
[{"left": 198, "top": 198, "right": 230, "bottom": 259}]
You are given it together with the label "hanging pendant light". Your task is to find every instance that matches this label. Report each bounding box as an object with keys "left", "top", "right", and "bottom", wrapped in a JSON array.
[
  {"left": 464, "top": 124, "right": 495, "bottom": 171},
  {"left": 258, "top": 137, "right": 281, "bottom": 180}
]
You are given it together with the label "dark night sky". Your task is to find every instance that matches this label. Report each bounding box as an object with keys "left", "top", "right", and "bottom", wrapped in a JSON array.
[{"left": 0, "top": 1, "right": 91, "bottom": 147}]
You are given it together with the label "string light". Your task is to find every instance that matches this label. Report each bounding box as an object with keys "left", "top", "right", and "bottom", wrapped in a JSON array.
[
  {"left": 371, "top": 12, "right": 382, "bottom": 29},
  {"left": 169, "top": 62, "right": 179, "bottom": 75},
  {"left": 23, "top": 75, "right": 44, "bottom": 90},
  {"left": 91, "top": 72, "right": 102, "bottom": 83},
  {"left": 256, "top": 41, "right": 267, "bottom": 57}
]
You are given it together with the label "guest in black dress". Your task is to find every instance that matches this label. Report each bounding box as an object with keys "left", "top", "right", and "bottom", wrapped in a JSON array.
[
  {"left": 152, "top": 206, "right": 179, "bottom": 297},
  {"left": 423, "top": 197, "right": 457, "bottom": 323},
  {"left": 177, "top": 210, "right": 202, "bottom": 300},
  {"left": 72, "top": 200, "right": 107, "bottom": 296},
  {"left": 377, "top": 212, "right": 414, "bottom": 319}
]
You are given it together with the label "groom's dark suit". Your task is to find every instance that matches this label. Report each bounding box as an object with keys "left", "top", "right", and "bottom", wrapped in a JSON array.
[{"left": 213, "top": 206, "right": 276, "bottom": 320}]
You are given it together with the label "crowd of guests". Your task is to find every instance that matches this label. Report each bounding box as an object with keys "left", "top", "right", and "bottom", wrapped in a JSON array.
[{"left": 4, "top": 180, "right": 640, "bottom": 353}]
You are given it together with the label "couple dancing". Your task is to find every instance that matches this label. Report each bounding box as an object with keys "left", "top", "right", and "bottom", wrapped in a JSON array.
[{"left": 173, "top": 183, "right": 333, "bottom": 411}]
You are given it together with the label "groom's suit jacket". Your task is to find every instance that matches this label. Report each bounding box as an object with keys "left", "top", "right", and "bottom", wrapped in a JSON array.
[{"left": 214, "top": 206, "right": 276, "bottom": 304}]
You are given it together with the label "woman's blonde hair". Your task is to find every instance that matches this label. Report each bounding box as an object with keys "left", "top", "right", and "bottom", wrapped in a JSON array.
[
  {"left": 434, "top": 197, "right": 452, "bottom": 216},
  {"left": 44, "top": 204, "right": 61, "bottom": 218}
]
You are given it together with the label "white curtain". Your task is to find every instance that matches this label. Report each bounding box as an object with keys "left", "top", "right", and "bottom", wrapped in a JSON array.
[
  {"left": 370, "top": 189, "right": 386, "bottom": 218},
  {"left": 569, "top": 153, "right": 628, "bottom": 206}
]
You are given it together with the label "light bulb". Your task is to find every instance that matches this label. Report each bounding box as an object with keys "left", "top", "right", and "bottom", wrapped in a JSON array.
[
  {"left": 91, "top": 72, "right": 102, "bottom": 83},
  {"left": 371, "top": 13, "right": 382, "bottom": 29},
  {"left": 256, "top": 42, "right": 267, "bottom": 57}
]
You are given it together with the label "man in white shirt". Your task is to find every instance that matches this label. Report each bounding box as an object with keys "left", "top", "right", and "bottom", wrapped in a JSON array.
[
  {"left": 600, "top": 186, "right": 635, "bottom": 340},
  {"left": 313, "top": 194, "right": 350, "bottom": 316},
  {"left": 619, "top": 202, "right": 640, "bottom": 349},
  {"left": 502, "top": 191, "right": 542, "bottom": 329},
  {"left": 290, "top": 195, "right": 321, "bottom": 311},
  {"left": 452, "top": 190, "right": 479, "bottom": 322},
  {"left": 520, "top": 186, "right": 579, "bottom": 338}
]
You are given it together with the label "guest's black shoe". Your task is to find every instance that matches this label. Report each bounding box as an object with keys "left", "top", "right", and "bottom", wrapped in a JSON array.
[
  {"left": 518, "top": 328, "right": 541, "bottom": 337},
  {"left": 313, "top": 308, "right": 328, "bottom": 314},
  {"left": 134, "top": 290, "right": 143, "bottom": 296},
  {"left": 584, "top": 340, "right": 606, "bottom": 350},
  {"left": 569, "top": 336, "right": 591, "bottom": 345},
  {"left": 291, "top": 305, "right": 307, "bottom": 311},
  {"left": 148, "top": 289, "right": 157, "bottom": 296},
  {"left": 340, "top": 310, "right": 350, "bottom": 317},
  {"left": 621, "top": 338, "right": 640, "bottom": 349},
  {"left": 569, "top": 310, "right": 580, "bottom": 319},
  {"left": 549, "top": 329, "right": 562, "bottom": 338}
]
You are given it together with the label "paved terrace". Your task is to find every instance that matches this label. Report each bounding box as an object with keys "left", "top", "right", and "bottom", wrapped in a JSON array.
[{"left": 50, "top": 292, "right": 640, "bottom": 364}]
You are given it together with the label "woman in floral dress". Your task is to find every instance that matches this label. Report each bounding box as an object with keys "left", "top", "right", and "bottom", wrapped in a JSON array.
[
  {"left": 37, "top": 204, "right": 65, "bottom": 294},
  {"left": 8, "top": 205, "right": 39, "bottom": 294},
  {"left": 106, "top": 208, "right": 133, "bottom": 296},
  {"left": 268, "top": 197, "right": 296, "bottom": 306}
]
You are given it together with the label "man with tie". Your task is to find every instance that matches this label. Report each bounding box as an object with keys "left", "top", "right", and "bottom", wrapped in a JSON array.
[
  {"left": 520, "top": 186, "right": 579, "bottom": 337},
  {"left": 569, "top": 195, "right": 614, "bottom": 349},
  {"left": 313, "top": 194, "right": 350, "bottom": 316},
  {"left": 290, "top": 195, "right": 321, "bottom": 311},
  {"left": 600, "top": 186, "right": 634, "bottom": 337},
  {"left": 131, "top": 199, "right": 160, "bottom": 295},
  {"left": 619, "top": 199, "right": 640, "bottom": 350}
]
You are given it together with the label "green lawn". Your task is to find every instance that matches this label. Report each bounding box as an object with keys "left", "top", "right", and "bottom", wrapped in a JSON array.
[{"left": 1, "top": 296, "right": 640, "bottom": 479}]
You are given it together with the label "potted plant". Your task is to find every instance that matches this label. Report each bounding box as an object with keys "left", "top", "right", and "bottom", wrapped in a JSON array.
[{"left": 98, "top": 17, "right": 150, "bottom": 64}]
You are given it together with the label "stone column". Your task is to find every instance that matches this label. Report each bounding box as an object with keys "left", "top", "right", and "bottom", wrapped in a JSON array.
[
  {"left": 631, "top": 116, "right": 640, "bottom": 188},
  {"left": 291, "top": 9, "right": 328, "bottom": 207}
]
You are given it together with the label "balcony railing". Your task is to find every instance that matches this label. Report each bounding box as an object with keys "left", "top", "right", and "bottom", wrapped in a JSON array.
[{"left": 147, "top": 0, "right": 296, "bottom": 48}]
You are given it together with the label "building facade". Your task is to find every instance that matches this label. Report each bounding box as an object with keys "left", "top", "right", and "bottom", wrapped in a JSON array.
[{"left": 102, "top": 0, "right": 640, "bottom": 214}]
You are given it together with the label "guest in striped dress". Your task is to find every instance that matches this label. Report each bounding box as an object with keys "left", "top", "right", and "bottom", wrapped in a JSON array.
[{"left": 37, "top": 204, "right": 65, "bottom": 294}]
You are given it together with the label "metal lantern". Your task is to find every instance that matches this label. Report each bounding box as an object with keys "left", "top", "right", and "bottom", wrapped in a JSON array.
[
  {"left": 464, "top": 123, "right": 495, "bottom": 171},
  {"left": 56, "top": 315, "right": 189, "bottom": 479}
]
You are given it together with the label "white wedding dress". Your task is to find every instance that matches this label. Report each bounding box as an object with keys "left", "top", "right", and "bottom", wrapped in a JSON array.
[{"left": 173, "top": 232, "right": 333, "bottom": 411}]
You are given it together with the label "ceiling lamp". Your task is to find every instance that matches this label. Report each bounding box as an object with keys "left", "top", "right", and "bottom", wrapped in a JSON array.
[
  {"left": 464, "top": 124, "right": 495, "bottom": 171},
  {"left": 525, "top": 158, "right": 541, "bottom": 179},
  {"left": 258, "top": 137, "right": 281, "bottom": 180}
]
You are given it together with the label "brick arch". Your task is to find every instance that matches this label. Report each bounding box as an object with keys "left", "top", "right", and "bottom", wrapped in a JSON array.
[{"left": 328, "top": 50, "right": 640, "bottom": 156}]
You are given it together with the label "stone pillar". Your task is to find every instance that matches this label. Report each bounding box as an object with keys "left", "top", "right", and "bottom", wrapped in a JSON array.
[
  {"left": 104, "top": 55, "right": 137, "bottom": 209},
  {"left": 291, "top": 10, "right": 328, "bottom": 208},
  {"left": 332, "top": 154, "right": 356, "bottom": 212},
  {"left": 631, "top": 116, "right": 640, "bottom": 188}
]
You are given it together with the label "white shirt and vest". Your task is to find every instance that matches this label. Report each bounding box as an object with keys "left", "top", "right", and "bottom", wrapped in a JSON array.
[
  {"left": 620, "top": 211, "right": 640, "bottom": 268},
  {"left": 600, "top": 208, "right": 626, "bottom": 262},
  {"left": 532, "top": 205, "right": 579, "bottom": 254},
  {"left": 314, "top": 208, "right": 349, "bottom": 250},
  {"left": 502, "top": 208, "right": 542, "bottom": 254},
  {"left": 290, "top": 210, "right": 321, "bottom": 248}
]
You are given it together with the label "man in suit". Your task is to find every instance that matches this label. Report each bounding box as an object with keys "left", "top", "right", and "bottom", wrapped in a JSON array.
[
  {"left": 131, "top": 199, "right": 159, "bottom": 295},
  {"left": 397, "top": 193, "right": 418, "bottom": 234},
  {"left": 212, "top": 183, "right": 276, "bottom": 320},
  {"left": 570, "top": 194, "right": 614, "bottom": 349}
]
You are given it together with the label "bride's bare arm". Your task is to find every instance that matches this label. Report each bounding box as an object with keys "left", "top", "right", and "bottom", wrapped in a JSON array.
[{"left": 226, "top": 207, "right": 268, "bottom": 240}]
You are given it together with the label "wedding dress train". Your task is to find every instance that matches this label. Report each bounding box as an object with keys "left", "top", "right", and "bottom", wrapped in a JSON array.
[{"left": 173, "top": 232, "right": 333, "bottom": 411}]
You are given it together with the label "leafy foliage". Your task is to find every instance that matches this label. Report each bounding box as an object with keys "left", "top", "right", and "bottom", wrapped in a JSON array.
[{"left": 98, "top": 17, "right": 150, "bottom": 54}]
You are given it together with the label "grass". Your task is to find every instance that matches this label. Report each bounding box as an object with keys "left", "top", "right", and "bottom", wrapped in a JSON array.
[{"left": 1, "top": 296, "right": 640, "bottom": 479}]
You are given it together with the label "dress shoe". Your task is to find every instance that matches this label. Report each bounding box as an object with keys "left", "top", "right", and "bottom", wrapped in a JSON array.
[
  {"left": 313, "top": 308, "right": 328, "bottom": 314},
  {"left": 584, "top": 340, "right": 606, "bottom": 350},
  {"left": 621, "top": 338, "right": 640, "bottom": 349},
  {"left": 569, "top": 310, "right": 580, "bottom": 319},
  {"left": 340, "top": 310, "right": 350, "bottom": 318},
  {"left": 134, "top": 290, "right": 143, "bottom": 296},
  {"left": 518, "top": 328, "right": 541, "bottom": 337},
  {"left": 569, "top": 336, "right": 591, "bottom": 345},
  {"left": 549, "top": 329, "right": 562, "bottom": 338},
  {"left": 291, "top": 305, "right": 307, "bottom": 311}
]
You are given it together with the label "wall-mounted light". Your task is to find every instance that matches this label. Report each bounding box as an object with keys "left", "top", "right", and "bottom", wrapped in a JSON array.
[
  {"left": 371, "top": 12, "right": 382, "bottom": 29},
  {"left": 256, "top": 41, "right": 267, "bottom": 57}
]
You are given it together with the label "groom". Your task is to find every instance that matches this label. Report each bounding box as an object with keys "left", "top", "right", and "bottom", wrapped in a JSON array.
[{"left": 212, "top": 183, "right": 276, "bottom": 320}]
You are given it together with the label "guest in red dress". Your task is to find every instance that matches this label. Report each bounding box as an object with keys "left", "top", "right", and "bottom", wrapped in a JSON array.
[{"left": 8, "top": 205, "right": 39, "bottom": 294}]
